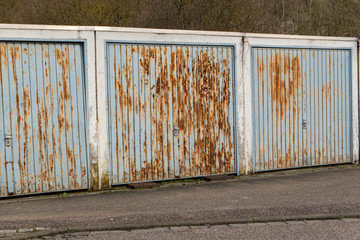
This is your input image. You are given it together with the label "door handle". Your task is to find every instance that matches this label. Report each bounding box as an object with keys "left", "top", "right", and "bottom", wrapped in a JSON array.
[
  {"left": 302, "top": 120, "right": 308, "bottom": 130},
  {"left": 173, "top": 126, "right": 180, "bottom": 136},
  {"left": 5, "top": 134, "right": 12, "bottom": 147}
]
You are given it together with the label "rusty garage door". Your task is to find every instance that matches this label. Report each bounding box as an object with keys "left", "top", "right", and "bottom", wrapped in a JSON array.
[
  {"left": 0, "top": 42, "right": 89, "bottom": 197},
  {"left": 107, "top": 43, "right": 236, "bottom": 184},
  {"left": 252, "top": 47, "right": 352, "bottom": 171}
]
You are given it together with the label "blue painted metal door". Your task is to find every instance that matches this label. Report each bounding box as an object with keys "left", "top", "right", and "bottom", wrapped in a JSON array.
[
  {"left": 252, "top": 48, "right": 352, "bottom": 171},
  {"left": 0, "top": 42, "right": 89, "bottom": 197},
  {"left": 107, "top": 43, "right": 236, "bottom": 184}
]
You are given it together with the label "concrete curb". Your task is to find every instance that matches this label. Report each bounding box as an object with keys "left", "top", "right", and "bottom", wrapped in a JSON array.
[{"left": 9, "top": 213, "right": 360, "bottom": 240}]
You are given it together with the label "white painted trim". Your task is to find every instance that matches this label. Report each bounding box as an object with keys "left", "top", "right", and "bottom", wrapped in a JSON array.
[
  {"left": 0, "top": 23, "right": 96, "bottom": 31},
  {"left": 245, "top": 37, "right": 357, "bottom": 49},
  {"left": 95, "top": 31, "right": 242, "bottom": 46},
  {"left": 241, "top": 39, "right": 254, "bottom": 174},
  {"left": 242, "top": 33, "right": 356, "bottom": 42},
  {"left": 353, "top": 41, "right": 359, "bottom": 163},
  {"left": 84, "top": 32, "right": 98, "bottom": 188},
  {"left": 0, "top": 28, "right": 89, "bottom": 41},
  {"left": 95, "top": 32, "right": 108, "bottom": 189},
  {"left": 234, "top": 38, "right": 243, "bottom": 175}
]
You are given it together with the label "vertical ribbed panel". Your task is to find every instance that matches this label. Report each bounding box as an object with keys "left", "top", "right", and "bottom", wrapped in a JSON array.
[
  {"left": 0, "top": 42, "right": 89, "bottom": 197},
  {"left": 107, "top": 43, "right": 235, "bottom": 184},
  {"left": 252, "top": 48, "right": 352, "bottom": 172}
]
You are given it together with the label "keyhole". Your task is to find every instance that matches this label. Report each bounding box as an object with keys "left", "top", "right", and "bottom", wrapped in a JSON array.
[{"left": 5, "top": 134, "right": 12, "bottom": 147}]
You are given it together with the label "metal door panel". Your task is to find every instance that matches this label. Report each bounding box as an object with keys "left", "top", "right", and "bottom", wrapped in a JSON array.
[
  {"left": 1, "top": 44, "right": 14, "bottom": 194},
  {"left": 43, "top": 43, "right": 55, "bottom": 191},
  {"left": 0, "top": 41, "right": 89, "bottom": 197},
  {"left": 252, "top": 47, "right": 352, "bottom": 172},
  {"left": 0, "top": 49, "right": 7, "bottom": 195},
  {"left": 107, "top": 43, "right": 236, "bottom": 184},
  {"left": 171, "top": 46, "right": 179, "bottom": 178}
]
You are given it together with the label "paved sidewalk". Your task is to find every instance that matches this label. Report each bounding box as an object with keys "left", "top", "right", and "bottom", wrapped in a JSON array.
[
  {"left": 32, "top": 218, "right": 360, "bottom": 240},
  {"left": 0, "top": 165, "right": 359, "bottom": 239}
]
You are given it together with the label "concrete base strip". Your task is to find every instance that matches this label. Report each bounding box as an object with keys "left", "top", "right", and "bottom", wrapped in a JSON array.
[
  {"left": 0, "top": 228, "right": 51, "bottom": 239},
  {"left": 341, "top": 218, "right": 360, "bottom": 222}
]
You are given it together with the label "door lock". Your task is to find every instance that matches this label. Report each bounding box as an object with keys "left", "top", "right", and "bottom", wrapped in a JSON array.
[
  {"left": 302, "top": 120, "right": 308, "bottom": 130},
  {"left": 173, "top": 126, "right": 180, "bottom": 136},
  {"left": 5, "top": 134, "right": 12, "bottom": 147}
]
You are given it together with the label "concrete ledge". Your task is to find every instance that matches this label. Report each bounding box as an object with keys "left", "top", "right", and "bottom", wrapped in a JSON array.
[
  {"left": 125, "top": 182, "right": 161, "bottom": 189},
  {"left": 203, "top": 175, "right": 235, "bottom": 182}
]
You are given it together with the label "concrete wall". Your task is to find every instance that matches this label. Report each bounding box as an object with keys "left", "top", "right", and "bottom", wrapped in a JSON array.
[{"left": 0, "top": 24, "right": 357, "bottom": 193}]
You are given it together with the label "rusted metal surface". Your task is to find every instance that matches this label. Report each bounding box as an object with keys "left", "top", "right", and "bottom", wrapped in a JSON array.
[
  {"left": 252, "top": 48, "right": 352, "bottom": 171},
  {"left": 0, "top": 42, "right": 89, "bottom": 197},
  {"left": 107, "top": 43, "right": 235, "bottom": 184}
]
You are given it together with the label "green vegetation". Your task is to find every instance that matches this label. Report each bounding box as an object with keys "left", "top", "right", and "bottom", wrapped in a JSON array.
[
  {"left": 58, "top": 192, "right": 68, "bottom": 197},
  {"left": 1, "top": 0, "right": 359, "bottom": 36}
]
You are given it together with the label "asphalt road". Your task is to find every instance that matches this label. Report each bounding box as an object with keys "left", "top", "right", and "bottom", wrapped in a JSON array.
[{"left": 0, "top": 165, "right": 360, "bottom": 239}]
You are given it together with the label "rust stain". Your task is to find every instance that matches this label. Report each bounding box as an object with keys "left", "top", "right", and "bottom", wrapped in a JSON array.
[
  {"left": 38, "top": 92, "right": 48, "bottom": 188},
  {"left": 111, "top": 44, "right": 234, "bottom": 183},
  {"left": 58, "top": 95, "right": 65, "bottom": 133},
  {"left": 67, "top": 146, "right": 73, "bottom": 173},
  {"left": 268, "top": 53, "right": 301, "bottom": 120},
  {"left": 23, "top": 86, "right": 31, "bottom": 189},
  {"left": 177, "top": 47, "right": 185, "bottom": 176},
  {"left": 126, "top": 46, "right": 135, "bottom": 181},
  {"left": 14, "top": 46, "right": 20, "bottom": 60},
  {"left": 9, "top": 44, "right": 31, "bottom": 191},
  {"left": 114, "top": 51, "right": 121, "bottom": 182},
  {"left": 29, "top": 47, "right": 34, "bottom": 57},
  {"left": 62, "top": 48, "right": 71, "bottom": 102},
  {"left": 140, "top": 47, "right": 150, "bottom": 179},
  {"left": 0, "top": 44, "right": 7, "bottom": 69},
  {"left": 9, "top": 46, "right": 21, "bottom": 139},
  {"left": 56, "top": 48, "right": 61, "bottom": 64},
  {"left": 45, "top": 66, "right": 49, "bottom": 79},
  {"left": 140, "top": 46, "right": 151, "bottom": 76},
  {"left": 66, "top": 119, "right": 71, "bottom": 130},
  {"left": 157, "top": 46, "right": 165, "bottom": 178},
  {"left": 258, "top": 50, "right": 308, "bottom": 171},
  {"left": 36, "top": 174, "right": 42, "bottom": 192}
]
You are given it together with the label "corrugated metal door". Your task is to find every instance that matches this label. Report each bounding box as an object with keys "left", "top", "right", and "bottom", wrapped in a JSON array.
[
  {"left": 252, "top": 47, "right": 352, "bottom": 171},
  {"left": 107, "top": 43, "right": 235, "bottom": 184},
  {"left": 0, "top": 42, "right": 89, "bottom": 197}
]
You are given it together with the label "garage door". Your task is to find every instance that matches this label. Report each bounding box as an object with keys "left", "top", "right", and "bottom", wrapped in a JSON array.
[
  {"left": 252, "top": 47, "right": 352, "bottom": 171},
  {"left": 107, "top": 43, "right": 236, "bottom": 184},
  {"left": 0, "top": 42, "right": 89, "bottom": 197}
]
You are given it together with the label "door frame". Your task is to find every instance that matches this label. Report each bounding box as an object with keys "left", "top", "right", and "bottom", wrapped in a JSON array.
[
  {"left": 104, "top": 41, "right": 238, "bottom": 184},
  {"left": 242, "top": 34, "right": 359, "bottom": 173},
  {"left": 0, "top": 26, "right": 95, "bottom": 196},
  {"left": 250, "top": 46, "right": 353, "bottom": 171},
  {"left": 95, "top": 29, "right": 242, "bottom": 187}
]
